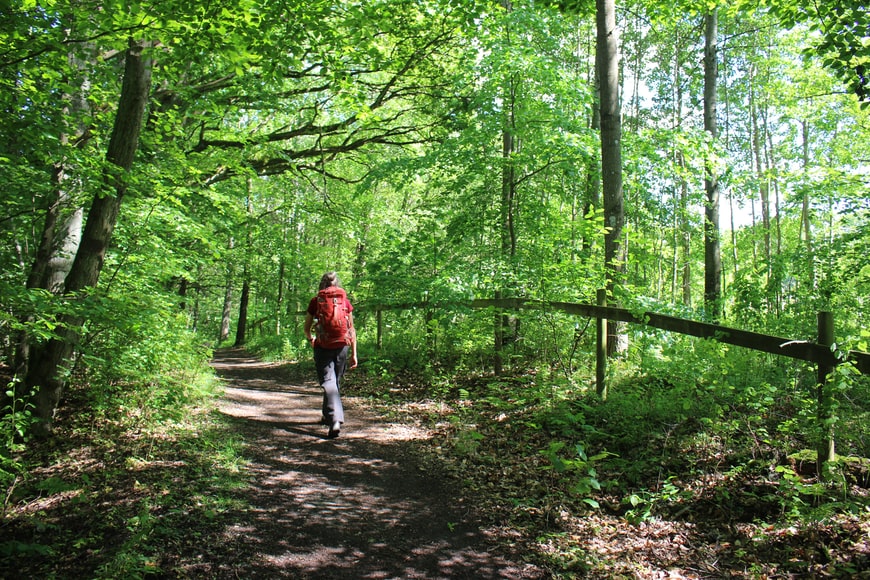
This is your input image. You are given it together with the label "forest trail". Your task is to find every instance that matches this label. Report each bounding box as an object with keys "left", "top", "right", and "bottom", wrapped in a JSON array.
[{"left": 209, "top": 348, "right": 546, "bottom": 579}]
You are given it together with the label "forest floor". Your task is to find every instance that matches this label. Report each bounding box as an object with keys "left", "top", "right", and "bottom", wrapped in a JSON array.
[
  {"left": 3, "top": 348, "right": 869, "bottom": 579},
  {"left": 203, "top": 347, "right": 547, "bottom": 579}
]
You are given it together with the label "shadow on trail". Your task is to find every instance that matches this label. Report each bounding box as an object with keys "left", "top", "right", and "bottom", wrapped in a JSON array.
[{"left": 199, "top": 348, "right": 545, "bottom": 580}]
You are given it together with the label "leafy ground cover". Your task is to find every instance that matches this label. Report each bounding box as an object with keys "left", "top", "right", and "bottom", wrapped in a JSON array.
[
  {"left": 345, "top": 363, "right": 870, "bottom": 578},
  {"left": 1, "top": 349, "right": 868, "bottom": 578},
  {"left": 0, "top": 350, "right": 543, "bottom": 579}
]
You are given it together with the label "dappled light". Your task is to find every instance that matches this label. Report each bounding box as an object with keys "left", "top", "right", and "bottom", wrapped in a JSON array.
[
  {"left": 2, "top": 0, "right": 868, "bottom": 577},
  {"left": 174, "top": 348, "right": 545, "bottom": 579}
]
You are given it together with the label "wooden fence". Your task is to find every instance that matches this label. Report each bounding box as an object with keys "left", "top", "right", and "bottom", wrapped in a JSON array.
[
  {"left": 361, "top": 295, "right": 870, "bottom": 471},
  {"left": 364, "top": 297, "right": 869, "bottom": 374}
]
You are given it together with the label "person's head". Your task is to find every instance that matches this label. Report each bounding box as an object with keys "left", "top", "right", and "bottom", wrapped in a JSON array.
[{"left": 319, "top": 271, "right": 340, "bottom": 290}]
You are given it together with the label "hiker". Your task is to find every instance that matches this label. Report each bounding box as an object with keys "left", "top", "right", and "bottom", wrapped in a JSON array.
[{"left": 303, "top": 271, "right": 358, "bottom": 438}]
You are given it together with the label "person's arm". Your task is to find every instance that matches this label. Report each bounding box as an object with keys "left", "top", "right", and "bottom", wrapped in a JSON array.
[
  {"left": 348, "top": 312, "right": 358, "bottom": 368},
  {"left": 304, "top": 313, "right": 316, "bottom": 347}
]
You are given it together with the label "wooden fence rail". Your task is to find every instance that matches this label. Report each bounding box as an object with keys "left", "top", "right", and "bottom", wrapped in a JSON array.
[
  {"left": 361, "top": 297, "right": 870, "bottom": 375},
  {"left": 357, "top": 296, "right": 869, "bottom": 471}
]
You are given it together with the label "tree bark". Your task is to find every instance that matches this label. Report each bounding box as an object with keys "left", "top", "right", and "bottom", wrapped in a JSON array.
[
  {"left": 597, "top": 0, "right": 624, "bottom": 355},
  {"left": 494, "top": 0, "right": 518, "bottom": 375},
  {"left": 673, "top": 33, "right": 691, "bottom": 307},
  {"left": 24, "top": 39, "right": 152, "bottom": 434},
  {"left": 496, "top": 86, "right": 518, "bottom": 375},
  {"left": 220, "top": 236, "right": 235, "bottom": 343},
  {"left": 750, "top": 67, "right": 771, "bottom": 269},
  {"left": 703, "top": 11, "right": 722, "bottom": 321},
  {"left": 234, "top": 275, "right": 250, "bottom": 347},
  {"left": 13, "top": 44, "right": 92, "bottom": 396},
  {"left": 234, "top": 183, "right": 254, "bottom": 347},
  {"left": 801, "top": 120, "right": 814, "bottom": 288},
  {"left": 583, "top": 58, "right": 601, "bottom": 253}
]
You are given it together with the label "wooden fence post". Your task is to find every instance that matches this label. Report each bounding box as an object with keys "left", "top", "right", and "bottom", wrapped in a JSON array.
[
  {"left": 817, "top": 311, "right": 835, "bottom": 473},
  {"left": 494, "top": 290, "right": 504, "bottom": 376},
  {"left": 376, "top": 309, "right": 383, "bottom": 351},
  {"left": 597, "top": 289, "right": 607, "bottom": 399}
]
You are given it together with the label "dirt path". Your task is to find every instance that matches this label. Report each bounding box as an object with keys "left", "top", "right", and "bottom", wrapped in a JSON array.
[{"left": 209, "top": 348, "right": 547, "bottom": 579}]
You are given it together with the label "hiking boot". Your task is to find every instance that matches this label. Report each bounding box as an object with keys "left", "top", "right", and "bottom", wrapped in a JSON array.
[{"left": 327, "top": 421, "right": 341, "bottom": 438}]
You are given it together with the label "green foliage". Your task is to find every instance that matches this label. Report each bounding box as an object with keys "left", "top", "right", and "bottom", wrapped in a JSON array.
[
  {"left": 0, "top": 367, "right": 245, "bottom": 578},
  {"left": 0, "top": 381, "right": 37, "bottom": 501},
  {"left": 766, "top": 0, "right": 870, "bottom": 105},
  {"left": 56, "top": 290, "right": 215, "bottom": 428},
  {"left": 539, "top": 441, "right": 610, "bottom": 507},
  {"left": 0, "top": 0, "right": 868, "bottom": 573},
  {"left": 623, "top": 478, "right": 690, "bottom": 525}
]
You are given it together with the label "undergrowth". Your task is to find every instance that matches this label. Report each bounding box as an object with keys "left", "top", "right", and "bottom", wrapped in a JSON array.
[
  {"left": 344, "top": 339, "right": 870, "bottom": 578},
  {"left": 0, "top": 362, "right": 249, "bottom": 580}
]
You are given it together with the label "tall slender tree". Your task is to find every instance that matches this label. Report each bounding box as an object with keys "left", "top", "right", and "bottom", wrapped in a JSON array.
[
  {"left": 596, "top": 0, "right": 624, "bottom": 356},
  {"left": 703, "top": 9, "right": 722, "bottom": 320}
]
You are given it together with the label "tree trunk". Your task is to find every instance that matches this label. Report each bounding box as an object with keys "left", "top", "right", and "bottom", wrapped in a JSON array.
[
  {"left": 234, "top": 182, "right": 254, "bottom": 347},
  {"left": 494, "top": 0, "right": 518, "bottom": 375},
  {"left": 583, "top": 61, "right": 601, "bottom": 254},
  {"left": 495, "top": 94, "right": 517, "bottom": 376},
  {"left": 680, "top": 163, "right": 691, "bottom": 307},
  {"left": 750, "top": 67, "right": 771, "bottom": 269},
  {"left": 24, "top": 39, "right": 152, "bottom": 434},
  {"left": 703, "top": 10, "right": 722, "bottom": 320},
  {"left": 219, "top": 236, "right": 235, "bottom": 342},
  {"left": 276, "top": 196, "right": 288, "bottom": 336},
  {"left": 672, "top": 30, "right": 692, "bottom": 307},
  {"left": 14, "top": 186, "right": 84, "bottom": 400},
  {"left": 276, "top": 257, "right": 285, "bottom": 336},
  {"left": 13, "top": 44, "right": 93, "bottom": 394},
  {"left": 26, "top": 186, "right": 85, "bottom": 295},
  {"left": 597, "top": 0, "right": 624, "bottom": 356},
  {"left": 801, "top": 120, "right": 814, "bottom": 288},
  {"left": 234, "top": 274, "right": 250, "bottom": 347},
  {"left": 766, "top": 121, "right": 783, "bottom": 314}
]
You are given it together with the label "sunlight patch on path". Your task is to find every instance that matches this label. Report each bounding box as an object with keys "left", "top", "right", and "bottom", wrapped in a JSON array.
[{"left": 207, "top": 350, "right": 546, "bottom": 579}]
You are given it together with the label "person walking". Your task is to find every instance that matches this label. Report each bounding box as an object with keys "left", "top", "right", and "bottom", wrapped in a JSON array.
[{"left": 304, "top": 271, "right": 357, "bottom": 438}]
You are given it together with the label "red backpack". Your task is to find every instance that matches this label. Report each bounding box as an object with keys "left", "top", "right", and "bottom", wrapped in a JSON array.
[{"left": 315, "top": 286, "right": 352, "bottom": 348}]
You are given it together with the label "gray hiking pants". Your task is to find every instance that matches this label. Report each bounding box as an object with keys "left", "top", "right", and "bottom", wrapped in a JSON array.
[{"left": 313, "top": 345, "right": 347, "bottom": 424}]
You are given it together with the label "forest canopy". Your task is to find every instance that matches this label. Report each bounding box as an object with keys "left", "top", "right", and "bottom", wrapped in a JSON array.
[{"left": 1, "top": 0, "right": 868, "bottom": 431}]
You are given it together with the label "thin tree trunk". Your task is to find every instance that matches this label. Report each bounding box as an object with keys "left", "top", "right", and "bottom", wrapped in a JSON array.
[
  {"left": 766, "top": 127, "right": 782, "bottom": 259},
  {"left": 720, "top": 28, "right": 739, "bottom": 280},
  {"left": 219, "top": 237, "right": 234, "bottom": 343},
  {"left": 703, "top": 10, "right": 722, "bottom": 320},
  {"left": 801, "top": 120, "right": 814, "bottom": 288},
  {"left": 671, "top": 194, "right": 679, "bottom": 301},
  {"left": 672, "top": 28, "right": 691, "bottom": 306},
  {"left": 234, "top": 274, "right": 250, "bottom": 347},
  {"left": 597, "top": 0, "right": 624, "bottom": 357},
  {"left": 276, "top": 258, "right": 285, "bottom": 336},
  {"left": 234, "top": 183, "right": 254, "bottom": 347},
  {"left": 495, "top": 0, "right": 518, "bottom": 375},
  {"left": 729, "top": 187, "right": 738, "bottom": 276},
  {"left": 276, "top": 203, "right": 287, "bottom": 337},
  {"left": 750, "top": 66, "right": 771, "bottom": 271},
  {"left": 681, "top": 171, "right": 691, "bottom": 307},
  {"left": 496, "top": 80, "right": 517, "bottom": 376},
  {"left": 766, "top": 121, "right": 783, "bottom": 313},
  {"left": 584, "top": 63, "right": 602, "bottom": 253}
]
